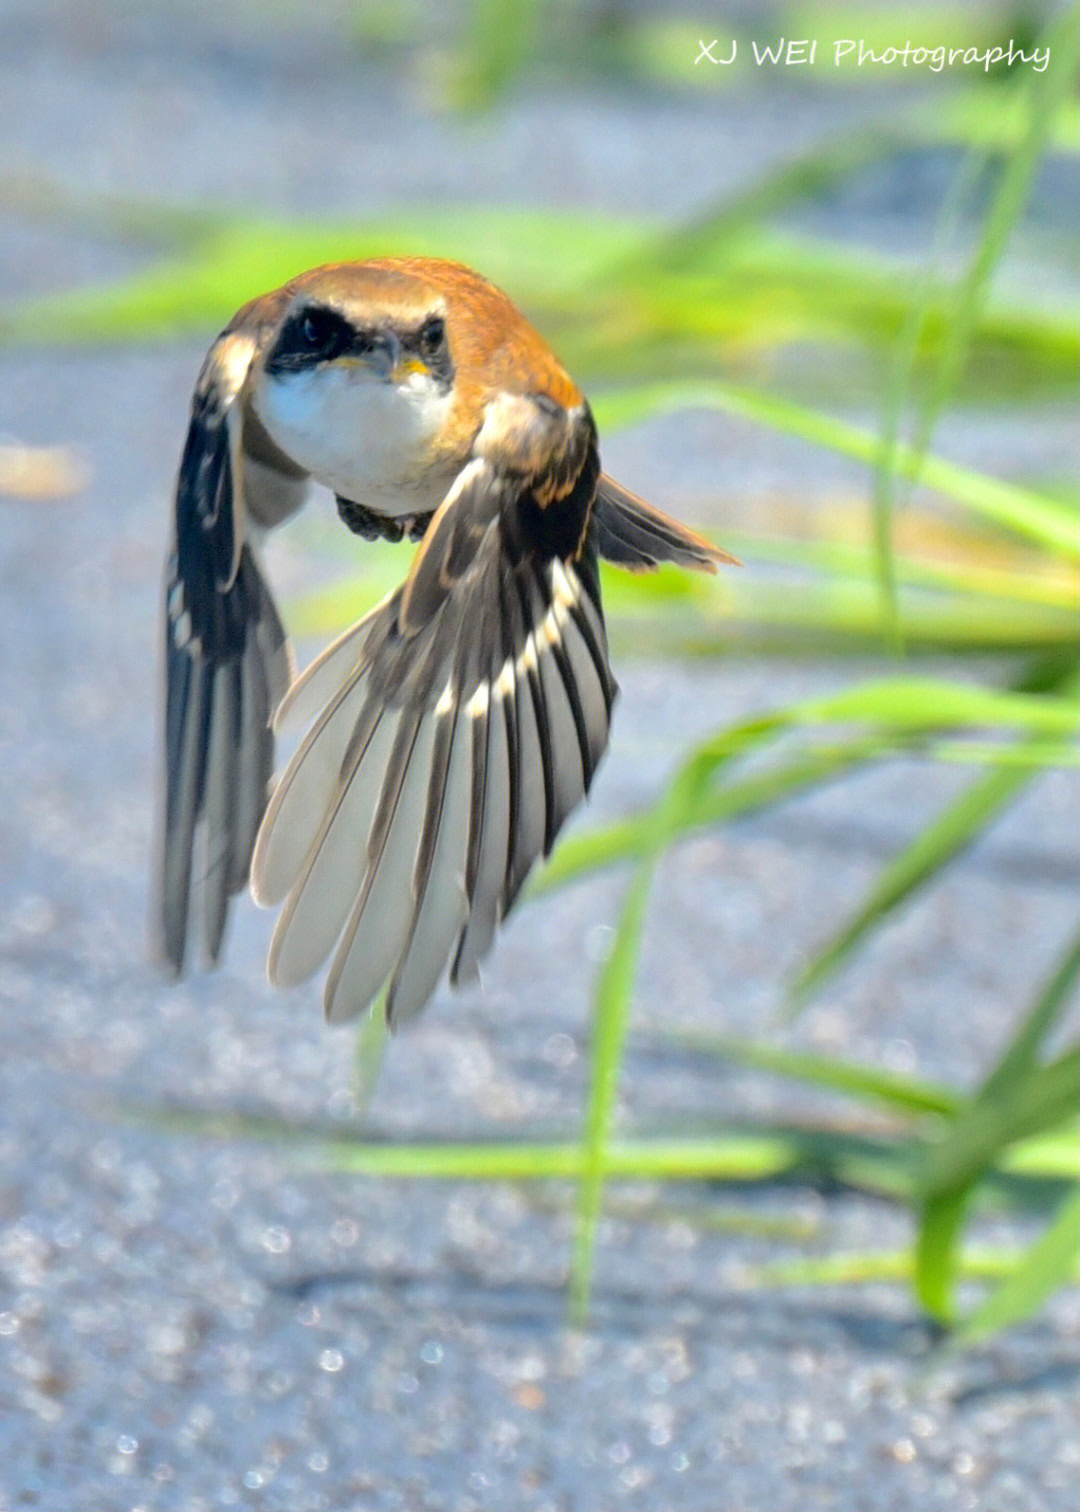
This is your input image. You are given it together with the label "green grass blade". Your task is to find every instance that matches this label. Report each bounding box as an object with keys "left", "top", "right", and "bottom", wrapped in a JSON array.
[
  {"left": 638, "top": 128, "right": 892, "bottom": 271},
  {"left": 5, "top": 189, "right": 1076, "bottom": 396},
  {"left": 982, "top": 930, "right": 1080, "bottom": 1101},
  {"left": 930, "top": 738, "right": 1080, "bottom": 770},
  {"left": 923, "top": 1048, "right": 1080, "bottom": 1200},
  {"left": 451, "top": 0, "right": 540, "bottom": 106},
  {"left": 353, "top": 992, "right": 390, "bottom": 1110},
  {"left": 122, "top": 1093, "right": 1073, "bottom": 1197},
  {"left": 756, "top": 1239, "right": 1080, "bottom": 1292},
  {"left": 907, "top": 3, "right": 1080, "bottom": 464},
  {"left": 792, "top": 759, "right": 1034, "bottom": 1006},
  {"left": 915, "top": 1039, "right": 1077, "bottom": 1323},
  {"left": 868, "top": 136, "right": 992, "bottom": 653},
  {"left": 541, "top": 674, "right": 1075, "bottom": 902},
  {"left": 537, "top": 736, "right": 882, "bottom": 895},
  {"left": 570, "top": 855, "right": 658, "bottom": 1320},
  {"left": 999, "top": 1123, "right": 1080, "bottom": 1180},
  {"left": 913, "top": 941, "right": 1080, "bottom": 1319},
  {"left": 569, "top": 713, "right": 802, "bottom": 1314},
  {"left": 592, "top": 383, "right": 1079, "bottom": 561},
  {"left": 953, "top": 1187, "right": 1080, "bottom": 1346},
  {"left": 882, "top": 3, "right": 1079, "bottom": 627},
  {"left": 653, "top": 1030, "right": 958, "bottom": 1117},
  {"left": 921, "top": 936, "right": 1080, "bottom": 1205},
  {"left": 571, "top": 726, "right": 737, "bottom": 1316},
  {"left": 917, "top": 1187, "right": 975, "bottom": 1320},
  {"left": 718, "top": 523, "right": 1077, "bottom": 610},
  {"left": 792, "top": 678, "right": 1080, "bottom": 736}
]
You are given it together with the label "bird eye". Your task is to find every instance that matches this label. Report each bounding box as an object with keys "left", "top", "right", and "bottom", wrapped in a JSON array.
[
  {"left": 419, "top": 316, "right": 445, "bottom": 358},
  {"left": 301, "top": 309, "right": 332, "bottom": 347}
]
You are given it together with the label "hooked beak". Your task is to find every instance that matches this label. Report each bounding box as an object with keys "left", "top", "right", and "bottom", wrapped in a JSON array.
[{"left": 340, "top": 332, "right": 428, "bottom": 385}]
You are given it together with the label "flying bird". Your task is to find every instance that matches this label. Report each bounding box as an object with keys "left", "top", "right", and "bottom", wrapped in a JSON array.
[{"left": 157, "top": 258, "right": 732, "bottom": 1028}]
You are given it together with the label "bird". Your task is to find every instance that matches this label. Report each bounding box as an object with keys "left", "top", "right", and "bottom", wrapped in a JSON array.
[{"left": 157, "top": 257, "right": 733, "bottom": 1029}]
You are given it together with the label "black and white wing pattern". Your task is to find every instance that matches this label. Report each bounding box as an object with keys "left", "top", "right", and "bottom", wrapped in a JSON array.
[
  {"left": 250, "top": 394, "right": 617, "bottom": 1027},
  {"left": 157, "top": 330, "right": 303, "bottom": 972}
]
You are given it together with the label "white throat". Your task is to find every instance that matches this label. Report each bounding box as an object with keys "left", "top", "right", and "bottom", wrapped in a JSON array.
[{"left": 255, "top": 365, "right": 454, "bottom": 515}]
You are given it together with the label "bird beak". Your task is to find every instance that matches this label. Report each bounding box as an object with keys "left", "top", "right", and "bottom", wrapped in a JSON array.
[
  {"left": 333, "top": 331, "right": 396, "bottom": 381},
  {"left": 370, "top": 333, "right": 398, "bottom": 381},
  {"left": 390, "top": 355, "right": 431, "bottom": 383},
  {"left": 338, "top": 332, "right": 428, "bottom": 384}
]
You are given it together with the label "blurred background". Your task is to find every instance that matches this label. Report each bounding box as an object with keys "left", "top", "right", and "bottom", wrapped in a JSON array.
[{"left": 1, "top": 2, "right": 1077, "bottom": 1509}]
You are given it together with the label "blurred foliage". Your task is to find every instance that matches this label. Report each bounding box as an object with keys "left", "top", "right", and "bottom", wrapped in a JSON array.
[{"left": 7, "top": 0, "right": 1077, "bottom": 1346}]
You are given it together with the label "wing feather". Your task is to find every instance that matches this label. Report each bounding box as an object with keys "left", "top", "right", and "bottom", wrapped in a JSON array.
[
  {"left": 387, "top": 706, "right": 472, "bottom": 1025},
  {"left": 157, "top": 331, "right": 304, "bottom": 970},
  {"left": 248, "top": 394, "right": 618, "bottom": 1024},
  {"left": 323, "top": 713, "right": 435, "bottom": 1022},
  {"left": 452, "top": 686, "right": 512, "bottom": 985},
  {"left": 231, "top": 629, "right": 273, "bottom": 892},
  {"left": 203, "top": 657, "right": 242, "bottom": 958},
  {"left": 267, "top": 710, "right": 400, "bottom": 988},
  {"left": 251, "top": 661, "right": 373, "bottom": 907}
]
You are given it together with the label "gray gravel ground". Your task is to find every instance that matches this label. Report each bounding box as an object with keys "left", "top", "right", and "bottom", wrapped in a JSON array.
[{"left": 2, "top": 6, "right": 1078, "bottom": 1510}]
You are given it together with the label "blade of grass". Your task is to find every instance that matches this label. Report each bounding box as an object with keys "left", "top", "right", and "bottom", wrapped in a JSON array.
[
  {"left": 981, "top": 929, "right": 1080, "bottom": 1102},
  {"left": 869, "top": 129, "right": 990, "bottom": 653},
  {"left": 917, "top": 1187, "right": 975, "bottom": 1320},
  {"left": 124, "top": 1091, "right": 1075, "bottom": 1197},
  {"left": 903, "top": 4, "right": 1080, "bottom": 485},
  {"left": 922, "top": 929, "right": 1080, "bottom": 1201},
  {"left": 570, "top": 729, "right": 737, "bottom": 1316},
  {"left": 637, "top": 128, "right": 893, "bottom": 273},
  {"left": 540, "top": 674, "right": 1075, "bottom": 899},
  {"left": 450, "top": 0, "right": 541, "bottom": 107},
  {"left": 868, "top": 3, "right": 1078, "bottom": 649},
  {"left": 792, "top": 758, "right": 1035, "bottom": 1007},
  {"left": 756, "top": 1239, "right": 1080, "bottom": 1292},
  {"left": 914, "top": 936, "right": 1080, "bottom": 1318},
  {"left": 719, "top": 517, "right": 1080, "bottom": 612},
  {"left": 714, "top": 578, "right": 1079, "bottom": 653},
  {"left": 6, "top": 195, "right": 1075, "bottom": 395},
  {"left": 791, "top": 657, "right": 1077, "bottom": 1006},
  {"left": 536, "top": 734, "right": 885, "bottom": 896},
  {"left": 570, "top": 854, "right": 659, "bottom": 1320},
  {"left": 929, "top": 738, "right": 1080, "bottom": 769},
  {"left": 592, "top": 382, "right": 1079, "bottom": 562},
  {"left": 952, "top": 1186, "right": 1080, "bottom": 1346},
  {"left": 999, "top": 1123, "right": 1080, "bottom": 1180},
  {"left": 295, "top": 556, "right": 1079, "bottom": 657},
  {"left": 353, "top": 990, "right": 390, "bottom": 1110},
  {"left": 651, "top": 1030, "right": 958, "bottom": 1117},
  {"left": 125, "top": 1098, "right": 916, "bottom": 1196},
  {"left": 923, "top": 1046, "right": 1080, "bottom": 1202},
  {"left": 916, "top": 1047, "right": 1079, "bottom": 1322},
  {"left": 788, "top": 677, "right": 1079, "bottom": 735}
]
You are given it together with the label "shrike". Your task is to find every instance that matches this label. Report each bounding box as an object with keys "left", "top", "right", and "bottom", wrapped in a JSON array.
[{"left": 158, "top": 258, "right": 732, "bottom": 1027}]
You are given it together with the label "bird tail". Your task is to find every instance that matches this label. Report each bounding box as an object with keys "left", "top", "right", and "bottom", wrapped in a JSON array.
[{"left": 591, "top": 474, "right": 738, "bottom": 573}]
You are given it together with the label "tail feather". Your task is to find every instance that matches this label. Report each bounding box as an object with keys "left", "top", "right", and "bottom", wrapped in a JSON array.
[{"left": 592, "top": 474, "right": 738, "bottom": 573}]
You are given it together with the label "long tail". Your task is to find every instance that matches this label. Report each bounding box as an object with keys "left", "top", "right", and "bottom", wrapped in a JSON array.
[{"left": 591, "top": 474, "right": 738, "bottom": 573}]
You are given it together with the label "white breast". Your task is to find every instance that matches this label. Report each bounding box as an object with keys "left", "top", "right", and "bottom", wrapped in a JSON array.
[{"left": 254, "top": 366, "right": 455, "bottom": 515}]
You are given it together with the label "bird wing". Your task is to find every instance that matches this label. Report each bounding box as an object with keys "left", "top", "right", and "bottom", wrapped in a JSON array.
[
  {"left": 157, "top": 330, "right": 305, "bottom": 972},
  {"left": 250, "top": 394, "right": 616, "bottom": 1028}
]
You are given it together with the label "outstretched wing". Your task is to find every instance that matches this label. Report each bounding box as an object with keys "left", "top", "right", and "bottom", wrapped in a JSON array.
[
  {"left": 157, "top": 331, "right": 303, "bottom": 972},
  {"left": 250, "top": 395, "right": 615, "bottom": 1028}
]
